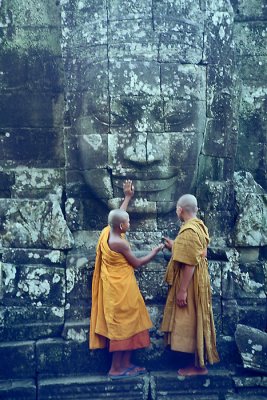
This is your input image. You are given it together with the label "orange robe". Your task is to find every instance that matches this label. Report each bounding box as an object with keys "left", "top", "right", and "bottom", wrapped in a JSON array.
[
  {"left": 89, "top": 226, "right": 152, "bottom": 350},
  {"left": 161, "top": 218, "right": 220, "bottom": 368}
]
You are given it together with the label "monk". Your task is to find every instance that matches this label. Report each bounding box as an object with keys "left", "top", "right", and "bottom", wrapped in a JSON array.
[
  {"left": 90, "top": 180, "right": 163, "bottom": 379},
  {"left": 161, "top": 194, "right": 220, "bottom": 376}
]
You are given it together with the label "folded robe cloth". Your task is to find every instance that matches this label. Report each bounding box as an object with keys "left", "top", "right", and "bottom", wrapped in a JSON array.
[{"left": 89, "top": 226, "right": 152, "bottom": 349}]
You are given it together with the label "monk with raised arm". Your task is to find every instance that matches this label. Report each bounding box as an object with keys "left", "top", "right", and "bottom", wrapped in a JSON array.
[
  {"left": 161, "top": 194, "right": 220, "bottom": 376},
  {"left": 90, "top": 180, "right": 163, "bottom": 379}
]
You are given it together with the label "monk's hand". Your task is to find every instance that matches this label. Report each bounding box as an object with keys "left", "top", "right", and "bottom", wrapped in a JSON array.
[
  {"left": 163, "top": 236, "right": 173, "bottom": 250},
  {"left": 176, "top": 288, "right": 187, "bottom": 307},
  {"left": 151, "top": 244, "right": 164, "bottom": 256},
  {"left": 123, "top": 179, "right": 134, "bottom": 198}
]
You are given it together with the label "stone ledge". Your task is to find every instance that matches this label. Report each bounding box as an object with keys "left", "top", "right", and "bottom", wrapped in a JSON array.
[
  {"left": 38, "top": 373, "right": 150, "bottom": 400},
  {"left": 0, "top": 379, "right": 36, "bottom": 400}
]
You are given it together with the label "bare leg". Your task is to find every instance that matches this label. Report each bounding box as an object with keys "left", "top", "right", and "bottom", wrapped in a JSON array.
[{"left": 109, "top": 351, "right": 124, "bottom": 375}]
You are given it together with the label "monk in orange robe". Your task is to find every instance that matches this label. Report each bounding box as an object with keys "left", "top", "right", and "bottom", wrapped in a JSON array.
[
  {"left": 90, "top": 180, "right": 163, "bottom": 379},
  {"left": 161, "top": 194, "right": 220, "bottom": 376}
]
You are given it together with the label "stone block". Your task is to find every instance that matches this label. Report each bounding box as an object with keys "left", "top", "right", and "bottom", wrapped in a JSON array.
[
  {"left": 108, "top": 0, "right": 152, "bottom": 20},
  {"left": 150, "top": 370, "right": 233, "bottom": 400},
  {"left": 221, "top": 261, "right": 266, "bottom": 300},
  {"left": 62, "top": 320, "right": 89, "bottom": 344},
  {"left": 109, "top": 61, "right": 160, "bottom": 96},
  {"left": 232, "top": 0, "right": 267, "bottom": 20},
  {"left": 159, "top": 22, "right": 203, "bottom": 63},
  {"left": 1, "top": 306, "right": 64, "bottom": 341},
  {"left": 203, "top": 211, "right": 235, "bottom": 247},
  {"left": 203, "top": 12, "right": 234, "bottom": 65},
  {"left": 161, "top": 64, "right": 206, "bottom": 101},
  {"left": 163, "top": 99, "right": 206, "bottom": 133},
  {"left": 235, "top": 324, "right": 267, "bottom": 374},
  {"left": 61, "top": 8, "right": 107, "bottom": 48},
  {"left": 0, "top": 128, "right": 64, "bottom": 167},
  {"left": 36, "top": 338, "right": 110, "bottom": 375},
  {"left": 197, "top": 154, "right": 234, "bottom": 182},
  {"left": 0, "top": 171, "right": 14, "bottom": 197},
  {"left": 0, "top": 379, "right": 36, "bottom": 400},
  {"left": 0, "top": 341, "right": 36, "bottom": 379},
  {"left": 110, "top": 95, "right": 164, "bottom": 133},
  {"left": 233, "top": 172, "right": 267, "bottom": 247},
  {"left": 135, "top": 260, "right": 168, "bottom": 304},
  {"left": 11, "top": 168, "right": 64, "bottom": 199},
  {"left": 70, "top": 134, "right": 108, "bottom": 170},
  {"left": 234, "top": 22, "right": 267, "bottom": 57},
  {"left": 2, "top": 249, "right": 65, "bottom": 267},
  {"left": 1, "top": 263, "right": 65, "bottom": 307},
  {"left": 66, "top": 250, "right": 93, "bottom": 305},
  {"left": 153, "top": 0, "right": 204, "bottom": 32},
  {"left": 0, "top": 199, "right": 74, "bottom": 249},
  {"left": 38, "top": 373, "right": 150, "bottom": 400},
  {"left": 203, "top": 116, "right": 235, "bottom": 158},
  {"left": 222, "top": 299, "right": 266, "bottom": 335},
  {"left": 64, "top": 58, "right": 108, "bottom": 94},
  {"left": 65, "top": 170, "right": 91, "bottom": 199},
  {"left": 108, "top": 19, "right": 157, "bottom": 61},
  {"left": 197, "top": 180, "right": 235, "bottom": 212},
  {"left": 65, "top": 93, "right": 109, "bottom": 135},
  {"left": 216, "top": 335, "right": 242, "bottom": 366}
]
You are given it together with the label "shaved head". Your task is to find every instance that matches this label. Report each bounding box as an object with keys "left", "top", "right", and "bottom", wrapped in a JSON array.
[
  {"left": 177, "top": 194, "right": 198, "bottom": 214},
  {"left": 108, "top": 209, "right": 129, "bottom": 228}
]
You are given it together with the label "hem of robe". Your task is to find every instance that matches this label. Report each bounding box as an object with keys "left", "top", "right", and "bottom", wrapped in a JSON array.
[
  {"left": 165, "top": 332, "right": 196, "bottom": 353},
  {"left": 109, "top": 329, "right": 150, "bottom": 352}
]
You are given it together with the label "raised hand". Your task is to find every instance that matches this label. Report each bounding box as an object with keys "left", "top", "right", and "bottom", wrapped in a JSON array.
[{"left": 123, "top": 179, "right": 134, "bottom": 199}]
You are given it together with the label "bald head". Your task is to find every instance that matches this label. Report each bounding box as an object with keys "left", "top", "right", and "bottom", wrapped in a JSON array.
[
  {"left": 177, "top": 194, "right": 198, "bottom": 214},
  {"left": 108, "top": 209, "right": 129, "bottom": 228}
]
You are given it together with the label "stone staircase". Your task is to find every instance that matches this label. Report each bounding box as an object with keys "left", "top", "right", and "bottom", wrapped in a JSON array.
[{"left": 1, "top": 369, "right": 266, "bottom": 400}]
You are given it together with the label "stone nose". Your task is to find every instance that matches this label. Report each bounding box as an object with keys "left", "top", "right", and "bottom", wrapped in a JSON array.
[{"left": 124, "top": 133, "right": 164, "bottom": 166}]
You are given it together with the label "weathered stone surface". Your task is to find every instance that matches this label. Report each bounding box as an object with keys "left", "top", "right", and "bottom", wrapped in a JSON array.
[
  {"left": 0, "top": 128, "right": 64, "bottom": 167},
  {"left": 0, "top": 341, "right": 36, "bottom": 379},
  {"left": 0, "top": 379, "right": 36, "bottom": 400},
  {"left": 150, "top": 370, "right": 233, "bottom": 400},
  {"left": 36, "top": 338, "right": 109, "bottom": 375},
  {"left": 235, "top": 324, "right": 267, "bottom": 373},
  {"left": 2, "top": 248, "right": 65, "bottom": 267},
  {"left": 222, "top": 299, "right": 266, "bottom": 335},
  {"left": 233, "top": 172, "right": 267, "bottom": 247},
  {"left": 0, "top": 199, "right": 74, "bottom": 249},
  {"left": 222, "top": 260, "right": 266, "bottom": 299},
  {"left": 11, "top": 168, "right": 64, "bottom": 199},
  {"left": 1, "top": 305, "right": 64, "bottom": 341},
  {"left": 38, "top": 374, "right": 150, "bottom": 400},
  {"left": 1, "top": 263, "right": 65, "bottom": 307}
]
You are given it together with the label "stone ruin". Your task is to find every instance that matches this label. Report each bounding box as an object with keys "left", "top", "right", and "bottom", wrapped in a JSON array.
[{"left": 0, "top": 0, "right": 266, "bottom": 399}]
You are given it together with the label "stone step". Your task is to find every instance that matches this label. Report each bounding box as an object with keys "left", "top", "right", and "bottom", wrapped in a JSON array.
[{"left": 1, "top": 370, "right": 266, "bottom": 400}]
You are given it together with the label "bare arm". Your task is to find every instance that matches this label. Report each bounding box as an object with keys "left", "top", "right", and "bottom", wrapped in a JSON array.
[
  {"left": 111, "top": 240, "right": 163, "bottom": 269},
  {"left": 176, "top": 264, "right": 195, "bottom": 307},
  {"left": 120, "top": 180, "right": 134, "bottom": 211}
]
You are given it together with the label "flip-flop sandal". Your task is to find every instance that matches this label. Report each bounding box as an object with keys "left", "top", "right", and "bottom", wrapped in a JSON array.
[
  {"left": 108, "top": 367, "right": 140, "bottom": 380},
  {"left": 128, "top": 365, "right": 147, "bottom": 374}
]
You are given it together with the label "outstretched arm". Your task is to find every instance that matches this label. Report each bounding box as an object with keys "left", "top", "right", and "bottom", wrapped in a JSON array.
[
  {"left": 120, "top": 179, "right": 134, "bottom": 211},
  {"left": 111, "top": 240, "right": 164, "bottom": 269}
]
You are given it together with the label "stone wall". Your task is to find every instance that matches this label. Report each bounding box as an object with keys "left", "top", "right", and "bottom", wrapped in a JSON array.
[{"left": 0, "top": 0, "right": 266, "bottom": 397}]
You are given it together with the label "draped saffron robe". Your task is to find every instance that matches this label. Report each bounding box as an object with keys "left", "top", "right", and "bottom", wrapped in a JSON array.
[
  {"left": 161, "top": 218, "right": 220, "bottom": 367},
  {"left": 89, "top": 226, "right": 153, "bottom": 349}
]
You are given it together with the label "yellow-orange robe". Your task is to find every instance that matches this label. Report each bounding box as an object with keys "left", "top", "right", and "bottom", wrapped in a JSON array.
[
  {"left": 89, "top": 226, "right": 153, "bottom": 350},
  {"left": 161, "top": 218, "right": 220, "bottom": 368}
]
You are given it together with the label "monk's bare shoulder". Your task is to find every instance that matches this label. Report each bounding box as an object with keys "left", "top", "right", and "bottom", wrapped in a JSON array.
[{"left": 108, "top": 237, "right": 130, "bottom": 254}]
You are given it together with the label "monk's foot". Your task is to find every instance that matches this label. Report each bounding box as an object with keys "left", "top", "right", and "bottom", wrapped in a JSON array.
[
  {"left": 108, "top": 367, "right": 144, "bottom": 379},
  {"left": 178, "top": 366, "right": 208, "bottom": 377},
  {"left": 128, "top": 364, "right": 147, "bottom": 374}
]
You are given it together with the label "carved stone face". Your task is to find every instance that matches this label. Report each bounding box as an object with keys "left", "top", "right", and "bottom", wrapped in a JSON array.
[
  {"left": 63, "top": 1, "right": 216, "bottom": 216},
  {"left": 78, "top": 63, "right": 206, "bottom": 215}
]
